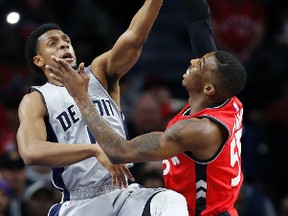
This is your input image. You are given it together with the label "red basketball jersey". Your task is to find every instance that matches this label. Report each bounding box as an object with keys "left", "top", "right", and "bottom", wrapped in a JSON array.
[{"left": 163, "top": 97, "right": 243, "bottom": 216}]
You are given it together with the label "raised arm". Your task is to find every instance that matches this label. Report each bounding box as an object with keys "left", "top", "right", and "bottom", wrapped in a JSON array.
[
  {"left": 181, "top": 0, "right": 217, "bottom": 58},
  {"left": 91, "top": 0, "right": 163, "bottom": 84}
]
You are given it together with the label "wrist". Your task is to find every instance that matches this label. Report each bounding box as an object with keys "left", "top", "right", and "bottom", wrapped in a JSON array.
[{"left": 74, "top": 94, "right": 91, "bottom": 109}]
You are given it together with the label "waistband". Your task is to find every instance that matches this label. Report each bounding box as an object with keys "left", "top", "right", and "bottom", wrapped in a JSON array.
[{"left": 63, "top": 183, "right": 120, "bottom": 201}]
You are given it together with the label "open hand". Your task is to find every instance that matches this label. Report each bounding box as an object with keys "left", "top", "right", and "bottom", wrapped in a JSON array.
[
  {"left": 96, "top": 146, "right": 135, "bottom": 188},
  {"left": 46, "top": 55, "right": 90, "bottom": 101}
]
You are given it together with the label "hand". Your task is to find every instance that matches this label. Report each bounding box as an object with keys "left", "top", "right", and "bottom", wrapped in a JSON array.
[
  {"left": 46, "top": 56, "right": 90, "bottom": 101},
  {"left": 96, "top": 146, "right": 135, "bottom": 188}
]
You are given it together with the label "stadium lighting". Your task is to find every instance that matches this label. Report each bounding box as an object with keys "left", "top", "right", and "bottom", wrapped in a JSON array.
[{"left": 6, "top": 12, "right": 20, "bottom": 24}]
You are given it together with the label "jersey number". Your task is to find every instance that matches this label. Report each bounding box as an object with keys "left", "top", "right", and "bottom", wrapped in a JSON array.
[{"left": 230, "top": 128, "right": 242, "bottom": 187}]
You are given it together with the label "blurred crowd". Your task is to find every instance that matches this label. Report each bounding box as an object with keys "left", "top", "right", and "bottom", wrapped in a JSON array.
[{"left": 0, "top": 0, "right": 288, "bottom": 215}]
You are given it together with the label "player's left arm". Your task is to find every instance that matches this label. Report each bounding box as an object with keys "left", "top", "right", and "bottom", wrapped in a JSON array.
[
  {"left": 47, "top": 59, "right": 223, "bottom": 163},
  {"left": 90, "top": 0, "right": 163, "bottom": 84}
]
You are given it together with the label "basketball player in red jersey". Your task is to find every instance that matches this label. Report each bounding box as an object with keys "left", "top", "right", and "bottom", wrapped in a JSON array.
[{"left": 47, "top": 0, "right": 247, "bottom": 215}]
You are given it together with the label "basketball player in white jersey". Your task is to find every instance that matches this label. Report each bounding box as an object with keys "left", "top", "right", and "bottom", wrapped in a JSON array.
[{"left": 16, "top": 0, "right": 188, "bottom": 215}]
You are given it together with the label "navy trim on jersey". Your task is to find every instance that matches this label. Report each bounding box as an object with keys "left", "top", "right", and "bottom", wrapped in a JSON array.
[
  {"left": 141, "top": 191, "right": 162, "bottom": 216},
  {"left": 195, "top": 163, "right": 207, "bottom": 216},
  {"left": 48, "top": 203, "right": 62, "bottom": 216},
  {"left": 45, "top": 116, "right": 66, "bottom": 193},
  {"left": 45, "top": 116, "right": 58, "bottom": 142},
  {"left": 121, "top": 111, "right": 130, "bottom": 140}
]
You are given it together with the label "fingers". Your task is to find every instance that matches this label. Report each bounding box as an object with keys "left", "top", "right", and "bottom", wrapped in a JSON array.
[
  {"left": 109, "top": 165, "right": 134, "bottom": 189},
  {"left": 114, "top": 165, "right": 127, "bottom": 188},
  {"left": 78, "top": 62, "right": 85, "bottom": 74},
  {"left": 45, "top": 65, "right": 63, "bottom": 82},
  {"left": 122, "top": 167, "right": 135, "bottom": 183},
  {"left": 51, "top": 55, "right": 74, "bottom": 73},
  {"left": 110, "top": 169, "right": 117, "bottom": 187}
]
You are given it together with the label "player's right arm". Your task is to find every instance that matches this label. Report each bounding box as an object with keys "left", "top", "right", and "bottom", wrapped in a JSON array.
[
  {"left": 17, "top": 91, "right": 97, "bottom": 167},
  {"left": 16, "top": 91, "right": 134, "bottom": 186}
]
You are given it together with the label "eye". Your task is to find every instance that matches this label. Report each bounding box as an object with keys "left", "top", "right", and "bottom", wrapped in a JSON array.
[{"left": 48, "top": 41, "right": 56, "bottom": 46}]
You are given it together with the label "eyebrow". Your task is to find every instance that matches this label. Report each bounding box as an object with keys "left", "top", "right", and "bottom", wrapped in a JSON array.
[{"left": 43, "top": 32, "right": 69, "bottom": 41}]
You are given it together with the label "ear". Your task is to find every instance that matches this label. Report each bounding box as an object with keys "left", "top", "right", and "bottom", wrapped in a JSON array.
[
  {"left": 33, "top": 55, "right": 44, "bottom": 68},
  {"left": 204, "top": 83, "right": 215, "bottom": 96}
]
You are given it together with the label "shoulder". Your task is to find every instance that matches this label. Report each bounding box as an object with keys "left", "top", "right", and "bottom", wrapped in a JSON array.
[
  {"left": 169, "top": 117, "right": 223, "bottom": 159},
  {"left": 19, "top": 91, "right": 46, "bottom": 116},
  {"left": 90, "top": 51, "right": 111, "bottom": 87}
]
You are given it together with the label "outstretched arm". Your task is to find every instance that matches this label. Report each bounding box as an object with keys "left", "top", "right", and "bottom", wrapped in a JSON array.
[
  {"left": 48, "top": 61, "right": 183, "bottom": 163},
  {"left": 47, "top": 59, "right": 222, "bottom": 163},
  {"left": 91, "top": 0, "right": 163, "bottom": 88},
  {"left": 181, "top": 0, "right": 217, "bottom": 58}
]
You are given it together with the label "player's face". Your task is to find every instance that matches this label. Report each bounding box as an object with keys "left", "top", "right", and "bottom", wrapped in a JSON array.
[
  {"left": 182, "top": 52, "right": 217, "bottom": 93},
  {"left": 34, "top": 29, "right": 77, "bottom": 71}
]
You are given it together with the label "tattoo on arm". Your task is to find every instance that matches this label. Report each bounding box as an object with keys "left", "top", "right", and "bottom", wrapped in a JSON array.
[
  {"left": 165, "top": 121, "right": 187, "bottom": 142},
  {"left": 132, "top": 133, "right": 160, "bottom": 157},
  {"left": 80, "top": 99, "right": 126, "bottom": 147},
  {"left": 78, "top": 99, "right": 162, "bottom": 160}
]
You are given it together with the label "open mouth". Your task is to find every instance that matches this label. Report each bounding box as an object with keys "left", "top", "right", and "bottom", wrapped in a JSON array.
[{"left": 61, "top": 52, "right": 74, "bottom": 63}]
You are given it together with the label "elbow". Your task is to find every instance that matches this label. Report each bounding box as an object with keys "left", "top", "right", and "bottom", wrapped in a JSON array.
[
  {"left": 133, "top": 34, "right": 148, "bottom": 48},
  {"left": 126, "top": 31, "right": 148, "bottom": 48},
  {"left": 18, "top": 146, "right": 39, "bottom": 166},
  {"left": 19, "top": 151, "right": 34, "bottom": 166}
]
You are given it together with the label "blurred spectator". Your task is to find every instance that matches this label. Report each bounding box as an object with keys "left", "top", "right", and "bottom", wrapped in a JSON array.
[
  {"left": 0, "top": 105, "right": 9, "bottom": 155},
  {"left": 138, "top": 170, "right": 164, "bottom": 188},
  {"left": 0, "top": 181, "right": 12, "bottom": 216},
  {"left": 135, "top": 161, "right": 164, "bottom": 188},
  {"left": 142, "top": 74, "right": 176, "bottom": 125},
  {"left": 126, "top": 91, "right": 167, "bottom": 184},
  {"left": 240, "top": 5, "right": 288, "bottom": 203},
  {"left": 126, "top": 92, "right": 164, "bottom": 139},
  {"left": 279, "top": 195, "right": 288, "bottom": 216},
  {"left": 0, "top": 148, "right": 27, "bottom": 216},
  {"left": 22, "top": 181, "right": 60, "bottom": 216},
  {"left": 235, "top": 182, "right": 277, "bottom": 216},
  {"left": 208, "top": 0, "right": 267, "bottom": 63},
  {"left": 26, "top": 166, "right": 52, "bottom": 185}
]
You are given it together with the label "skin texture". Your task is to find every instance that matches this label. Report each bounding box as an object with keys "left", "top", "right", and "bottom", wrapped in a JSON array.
[
  {"left": 47, "top": 52, "right": 228, "bottom": 164},
  {"left": 17, "top": 0, "right": 163, "bottom": 187}
]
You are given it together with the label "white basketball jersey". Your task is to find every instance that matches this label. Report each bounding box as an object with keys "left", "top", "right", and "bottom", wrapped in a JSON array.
[{"left": 32, "top": 66, "right": 131, "bottom": 201}]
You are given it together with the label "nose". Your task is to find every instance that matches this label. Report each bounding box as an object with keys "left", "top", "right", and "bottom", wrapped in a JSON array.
[{"left": 60, "top": 40, "right": 69, "bottom": 49}]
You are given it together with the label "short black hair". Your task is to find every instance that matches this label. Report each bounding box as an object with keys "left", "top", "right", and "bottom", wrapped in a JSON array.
[
  {"left": 25, "top": 23, "right": 61, "bottom": 75},
  {"left": 214, "top": 50, "right": 247, "bottom": 98}
]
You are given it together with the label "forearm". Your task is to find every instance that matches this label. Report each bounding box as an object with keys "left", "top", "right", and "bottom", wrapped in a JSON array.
[
  {"left": 104, "top": 0, "right": 163, "bottom": 78},
  {"left": 181, "top": 0, "right": 217, "bottom": 57},
  {"left": 17, "top": 131, "right": 97, "bottom": 167},
  {"left": 74, "top": 95, "right": 126, "bottom": 161},
  {"left": 128, "top": 0, "right": 163, "bottom": 43},
  {"left": 74, "top": 95, "right": 164, "bottom": 163}
]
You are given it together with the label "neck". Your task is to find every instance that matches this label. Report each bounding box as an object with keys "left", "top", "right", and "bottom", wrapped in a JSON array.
[
  {"left": 188, "top": 95, "right": 221, "bottom": 115},
  {"left": 48, "top": 79, "right": 64, "bottom": 87},
  {"left": 187, "top": 97, "right": 206, "bottom": 115}
]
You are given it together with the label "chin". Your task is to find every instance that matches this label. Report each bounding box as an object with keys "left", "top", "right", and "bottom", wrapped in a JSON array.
[{"left": 181, "top": 80, "right": 186, "bottom": 88}]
